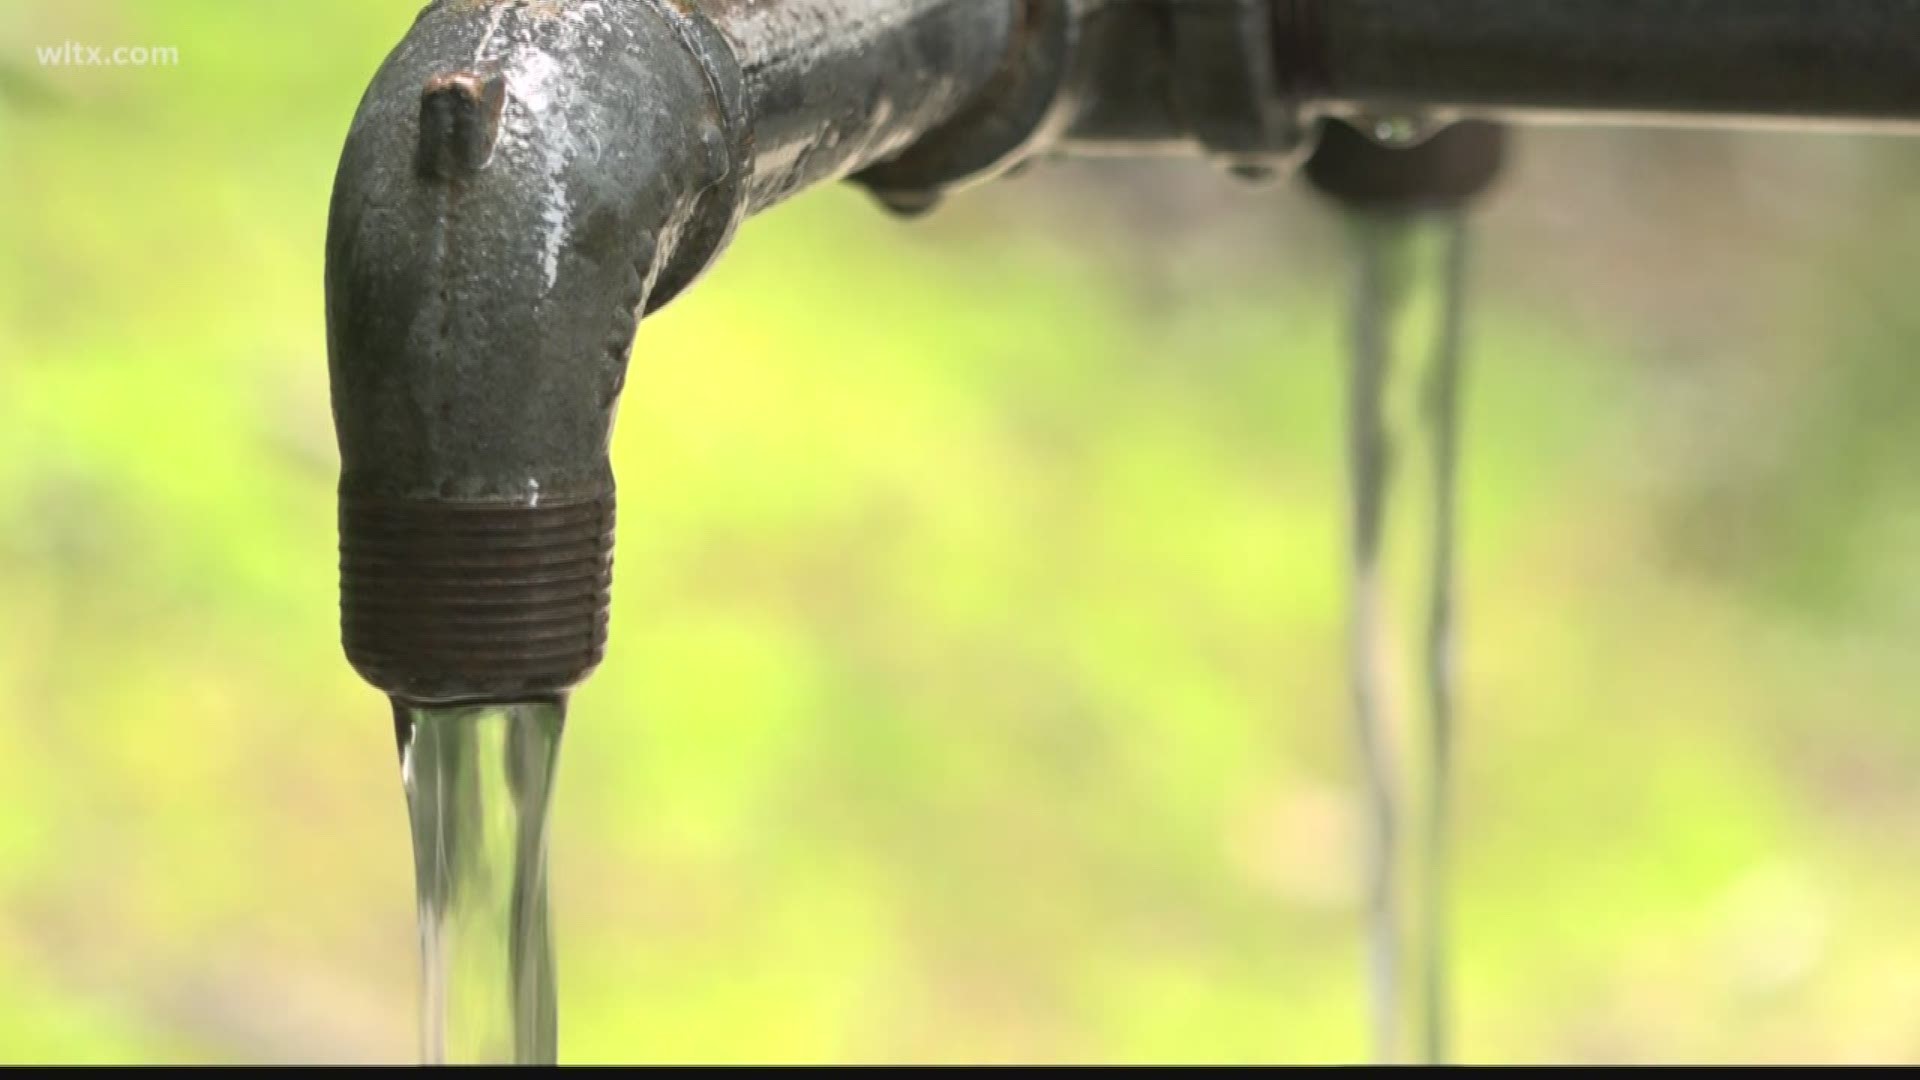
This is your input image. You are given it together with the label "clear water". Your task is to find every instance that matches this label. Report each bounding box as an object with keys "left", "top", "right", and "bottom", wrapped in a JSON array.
[
  {"left": 1345, "top": 212, "right": 1473, "bottom": 1064},
  {"left": 396, "top": 699, "right": 565, "bottom": 1065}
]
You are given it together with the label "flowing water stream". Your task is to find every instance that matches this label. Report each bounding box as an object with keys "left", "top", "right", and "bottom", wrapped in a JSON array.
[
  {"left": 396, "top": 699, "right": 566, "bottom": 1065},
  {"left": 1346, "top": 211, "right": 1473, "bottom": 1064}
]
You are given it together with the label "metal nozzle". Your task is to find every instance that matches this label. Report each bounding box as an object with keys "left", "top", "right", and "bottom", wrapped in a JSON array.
[{"left": 1305, "top": 119, "right": 1509, "bottom": 214}]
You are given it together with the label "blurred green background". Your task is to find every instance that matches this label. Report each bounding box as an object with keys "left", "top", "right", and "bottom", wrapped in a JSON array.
[{"left": 8, "top": 0, "right": 1920, "bottom": 1065}]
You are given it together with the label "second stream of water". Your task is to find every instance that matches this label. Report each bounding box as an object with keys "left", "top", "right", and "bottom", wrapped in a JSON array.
[
  {"left": 397, "top": 699, "right": 565, "bottom": 1065},
  {"left": 1346, "top": 210, "right": 1473, "bottom": 1065}
]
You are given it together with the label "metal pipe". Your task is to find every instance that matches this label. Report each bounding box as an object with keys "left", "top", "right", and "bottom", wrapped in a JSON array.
[
  {"left": 327, "top": 0, "right": 1019, "bottom": 705},
  {"left": 329, "top": 0, "right": 1920, "bottom": 707},
  {"left": 1300, "top": 0, "right": 1920, "bottom": 131},
  {"left": 709, "top": 0, "right": 1020, "bottom": 210}
]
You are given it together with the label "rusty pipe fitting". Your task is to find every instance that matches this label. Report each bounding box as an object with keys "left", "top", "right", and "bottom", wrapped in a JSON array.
[{"left": 864, "top": 0, "right": 1320, "bottom": 199}]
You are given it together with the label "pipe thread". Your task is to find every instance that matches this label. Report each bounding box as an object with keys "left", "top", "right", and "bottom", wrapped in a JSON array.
[{"left": 340, "top": 493, "right": 615, "bottom": 704}]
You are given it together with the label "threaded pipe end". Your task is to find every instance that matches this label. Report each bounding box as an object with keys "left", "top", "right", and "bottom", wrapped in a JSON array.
[{"left": 340, "top": 492, "right": 614, "bottom": 704}]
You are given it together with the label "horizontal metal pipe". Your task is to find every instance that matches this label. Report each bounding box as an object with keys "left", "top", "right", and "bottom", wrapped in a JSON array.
[
  {"left": 702, "top": 0, "right": 1020, "bottom": 210},
  {"left": 1305, "top": 0, "right": 1920, "bottom": 131}
]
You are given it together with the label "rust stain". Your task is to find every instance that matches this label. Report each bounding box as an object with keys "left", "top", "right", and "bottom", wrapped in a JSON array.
[{"left": 418, "top": 70, "right": 509, "bottom": 179}]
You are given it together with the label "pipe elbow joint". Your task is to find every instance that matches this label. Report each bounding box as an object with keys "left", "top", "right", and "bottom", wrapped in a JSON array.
[{"left": 326, "top": 0, "right": 747, "bottom": 704}]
